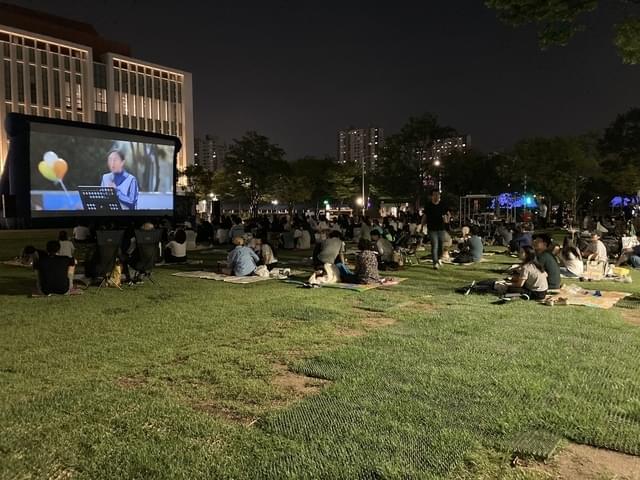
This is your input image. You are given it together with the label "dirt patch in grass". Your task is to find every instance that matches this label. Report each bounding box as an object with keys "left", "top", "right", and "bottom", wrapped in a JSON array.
[
  {"left": 193, "top": 402, "right": 257, "bottom": 426},
  {"left": 519, "top": 443, "right": 640, "bottom": 479},
  {"left": 272, "top": 363, "right": 329, "bottom": 398},
  {"left": 334, "top": 326, "right": 366, "bottom": 338},
  {"left": 620, "top": 310, "right": 640, "bottom": 327},
  {"left": 116, "top": 375, "right": 147, "bottom": 389},
  {"left": 361, "top": 316, "right": 397, "bottom": 329}
]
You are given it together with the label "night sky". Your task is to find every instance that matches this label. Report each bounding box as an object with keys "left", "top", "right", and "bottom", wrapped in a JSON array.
[{"left": 7, "top": 1, "right": 640, "bottom": 159}]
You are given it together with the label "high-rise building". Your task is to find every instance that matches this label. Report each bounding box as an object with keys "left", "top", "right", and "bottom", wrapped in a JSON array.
[
  {"left": 338, "top": 127, "right": 383, "bottom": 170},
  {"left": 194, "top": 135, "right": 226, "bottom": 172},
  {"left": 429, "top": 134, "right": 470, "bottom": 163},
  {"left": 0, "top": 3, "right": 193, "bottom": 177}
]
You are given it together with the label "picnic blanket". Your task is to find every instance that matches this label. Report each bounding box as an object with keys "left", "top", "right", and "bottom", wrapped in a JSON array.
[
  {"left": 286, "top": 277, "right": 407, "bottom": 292},
  {"left": 172, "top": 269, "right": 306, "bottom": 284},
  {"left": 546, "top": 285, "right": 631, "bottom": 309},
  {"left": 2, "top": 259, "right": 32, "bottom": 268},
  {"left": 172, "top": 271, "right": 271, "bottom": 283}
]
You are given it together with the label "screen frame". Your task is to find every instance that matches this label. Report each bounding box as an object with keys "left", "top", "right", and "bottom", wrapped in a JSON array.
[{"left": 4, "top": 113, "right": 181, "bottom": 227}]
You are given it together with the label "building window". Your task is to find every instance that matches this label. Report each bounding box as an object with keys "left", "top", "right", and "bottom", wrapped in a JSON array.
[
  {"left": 29, "top": 65, "right": 36, "bottom": 103},
  {"left": 64, "top": 72, "right": 71, "bottom": 109},
  {"left": 41, "top": 69, "right": 50, "bottom": 105},
  {"left": 53, "top": 70, "right": 61, "bottom": 107},
  {"left": 94, "top": 88, "right": 107, "bottom": 112},
  {"left": 17, "top": 63, "right": 24, "bottom": 102},
  {"left": 93, "top": 62, "right": 106, "bottom": 89},
  {"left": 121, "top": 94, "right": 128, "bottom": 116},
  {"left": 3, "top": 60, "right": 10, "bottom": 100}
]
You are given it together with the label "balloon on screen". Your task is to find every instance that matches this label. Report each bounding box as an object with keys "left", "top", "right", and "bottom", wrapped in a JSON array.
[
  {"left": 43, "top": 151, "right": 58, "bottom": 166},
  {"left": 53, "top": 159, "right": 68, "bottom": 180},
  {"left": 38, "top": 161, "right": 58, "bottom": 182}
]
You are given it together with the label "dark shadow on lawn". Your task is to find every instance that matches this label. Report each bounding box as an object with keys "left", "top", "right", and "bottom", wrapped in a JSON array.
[{"left": 0, "top": 275, "right": 36, "bottom": 296}]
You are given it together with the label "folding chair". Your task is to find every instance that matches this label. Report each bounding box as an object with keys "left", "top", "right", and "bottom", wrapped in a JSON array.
[
  {"left": 131, "top": 229, "right": 161, "bottom": 284},
  {"left": 93, "top": 230, "right": 125, "bottom": 290}
]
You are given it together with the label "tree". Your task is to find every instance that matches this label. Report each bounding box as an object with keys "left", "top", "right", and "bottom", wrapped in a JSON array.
[
  {"left": 269, "top": 169, "right": 312, "bottom": 213},
  {"left": 373, "top": 113, "right": 457, "bottom": 209},
  {"left": 290, "top": 156, "right": 337, "bottom": 208},
  {"left": 181, "top": 164, "right": 230, "bottom": 201},
  {"left": 328, "top": 162, "right": 361, "bottom": 207},
  {"left": 486, "top": 0, "right": 640, "bottom": 64},
  {"left": 441, "top": 149, "right": 510, "bottom": 196},
  {"left": 224, "top": 131, "right": 287, "bottom": 216},
  {"left": 512, "top": 135, "right": 601, "bottom": 222},
  {"left": 599, "top": 108, "right": 640, "bottom": 194}
]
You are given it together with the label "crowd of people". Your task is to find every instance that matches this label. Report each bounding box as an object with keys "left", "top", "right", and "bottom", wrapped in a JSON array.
[{"left": 17, "top": 187, "right": 640, "bottom": 297}]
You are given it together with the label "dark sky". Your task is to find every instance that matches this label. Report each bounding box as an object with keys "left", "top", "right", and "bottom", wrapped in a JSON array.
[{"left": 7, "top": 1, "right": 640, "bottom": 159}]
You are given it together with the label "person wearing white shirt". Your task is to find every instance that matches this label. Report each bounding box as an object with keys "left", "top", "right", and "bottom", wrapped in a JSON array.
[
  {"left": 72, "top": 224, "right": 90, "bottom": 242},
  {"left": 57, "top": 231, "right": 75, "bottom": 258},
  {"left": 582, "top": 232, "right": 608, "bottom": 262},
  {"left": 165, "top": 229, "right": 188, "bottom": 263}
]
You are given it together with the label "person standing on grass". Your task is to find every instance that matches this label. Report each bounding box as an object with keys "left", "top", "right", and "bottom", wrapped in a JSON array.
[{"left": 419, "top": 189, "right": 450, "bottom": 270}]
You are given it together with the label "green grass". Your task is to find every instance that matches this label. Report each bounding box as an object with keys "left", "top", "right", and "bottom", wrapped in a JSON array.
[{"left": 1, "top": 230, "right": 640, "bottom": 479}]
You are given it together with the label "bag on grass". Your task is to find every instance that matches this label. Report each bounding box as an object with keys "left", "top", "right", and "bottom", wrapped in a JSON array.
[{"left": 583, "top": 255, "right": 606, "bottom": 281}]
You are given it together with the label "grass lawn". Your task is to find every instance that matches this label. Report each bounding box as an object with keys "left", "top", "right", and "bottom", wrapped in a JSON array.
[{"left": 1, "top": 229, "right": 640, "bottom": 479}]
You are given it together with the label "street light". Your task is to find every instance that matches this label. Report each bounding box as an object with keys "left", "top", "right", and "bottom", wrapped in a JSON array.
[
  {"left": 355, "top": 196, "right": 364, "bottom": 207},
  {"left": 433, "top": 159, "right": 442, "bottom": 192}
]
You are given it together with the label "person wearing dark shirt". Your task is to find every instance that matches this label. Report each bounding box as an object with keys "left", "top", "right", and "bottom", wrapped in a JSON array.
[
  {"left": 32, "top": 240, "right": 76, "bottom": 295},
  {"left": 509, "top": 226, "right": 533, "bottom": 253},
  {"left": 420, "top": 189, "right": 449, "bottom": 269},
  {"left": 533, "top": 233, "right": 561, "bottom": 289}
]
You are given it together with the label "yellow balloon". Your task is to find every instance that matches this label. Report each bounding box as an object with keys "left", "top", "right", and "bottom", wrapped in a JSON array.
[
  {"left": 38, "top": 161, "right": 58, "bottom": 182},
  {"left": 53, "top": 158, "right": 68, "bottom": 180}
]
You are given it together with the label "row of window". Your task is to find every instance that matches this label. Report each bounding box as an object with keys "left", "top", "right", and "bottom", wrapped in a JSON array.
[
  {"left": 0, "top": 33, "right": 87, "bottom": 58},
  {"left": 3, "top": 101, "right": 84, "bottom": 121},
  {"left": 113, "top": 59, "right": 181, "bottom": 82},
  {"left": 3, "top": 59, "right": 83, "bottom": 110},
  {"left": 112, "top": 67, "right": 182, "bottom": 103}
]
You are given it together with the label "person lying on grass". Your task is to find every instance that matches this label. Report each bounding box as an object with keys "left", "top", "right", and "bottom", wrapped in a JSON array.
[
  {"left": 504, "top": 246, "right": 548, "bottom": 300},
  {"left": 227, "top": 236, "right": 259, "bottom": 276}
]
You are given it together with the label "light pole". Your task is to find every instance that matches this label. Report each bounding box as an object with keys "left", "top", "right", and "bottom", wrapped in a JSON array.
[
  {"left": 361, "top": 155, "right": 366, "bottom": 216},
  {"left": 433, "top": 159, "right": 442, "bottom": 192}
]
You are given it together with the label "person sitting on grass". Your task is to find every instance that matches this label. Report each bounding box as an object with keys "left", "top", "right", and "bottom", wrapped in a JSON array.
[
  {"left": 312, "top": 230, "right": 345, "bottom": 269},
  {"left": 558, "top": 237, "right": 584, "bottom": 277},
  {"left": 29, "top": 240, "right": 77, "bottom": 295},
  {"left": 454, "top": 225, "right": 484, "bottom": 264},
  {"left": 615, "top": 232, "right": 640, "bottom": 268},
  {"left": 509, "top": 225, "right": 532, "bottom": 254},
  {"left": 228, "top": 216, "right": 245, "bottom": 243},
  {"left": 341, "top": 238, "right": 386, "bottom": 284},
  {"left": 227, "top": 236, "right": 259, "bottom": 276},
  {"left": 532, "top": 233, "right": 561, "bottom": 289},
  {"left": 251, "top": 237, "right": 279, "bottom": 270},
  {"left": 164, "top": 229, "right": 188, "bottom": 263},
  {"left": 371, "top": 230, "right": 394, "bottom": 264},
  {"left": 506, "top": 246, "right": 548, "bottom": 300},
  {"left": 582, "top": 232, "right": 608, "bottom": 263}
]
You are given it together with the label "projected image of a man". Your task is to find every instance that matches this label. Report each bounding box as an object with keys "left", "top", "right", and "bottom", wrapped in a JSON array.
[{"left": 100, "top": 149, "right": 139, "bottom": 210}]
